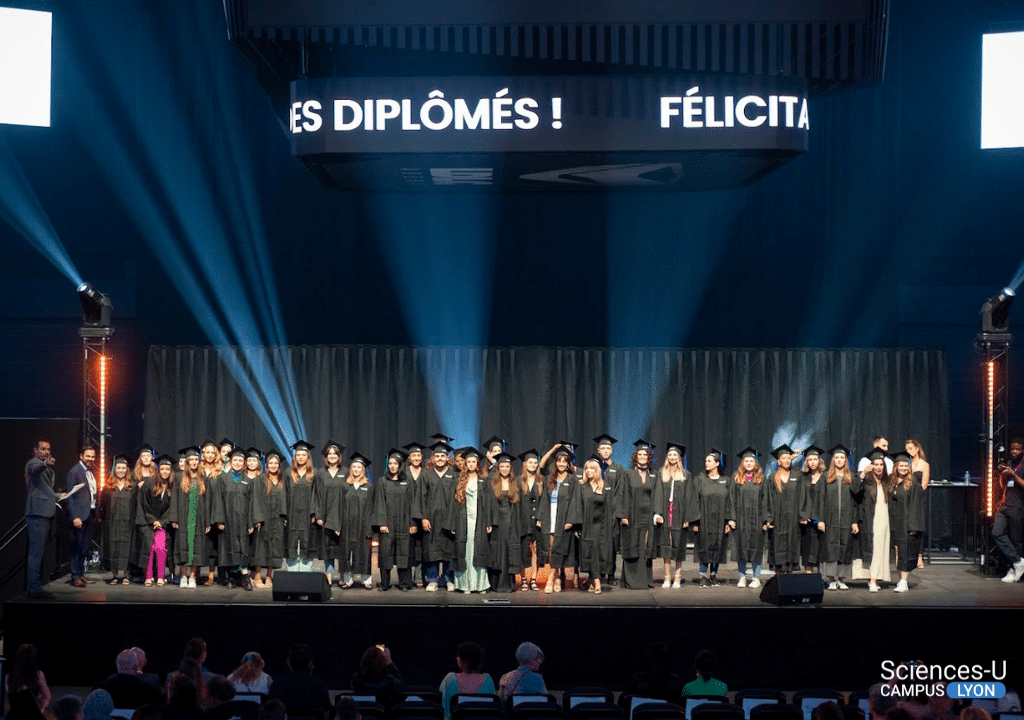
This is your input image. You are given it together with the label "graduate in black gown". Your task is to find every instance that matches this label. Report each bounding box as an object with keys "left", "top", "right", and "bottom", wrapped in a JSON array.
[
  {"left": 285, "top": 440, "right": 320, "bottom": 571},
  {"left": 859, "top": 448, "right": 893, "bottom": 592},
  {"left": 102, "top": 454, "right": 136, "bottom": 585},
  {"left": 693, "top": 449, "right": 732, "bottom": 588},
  {"left": 765, "top": 444, "right": 803, "bottom": 575},
  {"left": 136, "top": 454, "right": 174, "bottom": 587},
  {"left": 316, "top": 440, "right": 348, "bottom": 586},
  {"left": 888, "top": 451, "right": 925, "bottom": 593},
  {"left": 415, "top": 439, "right": 457, "bottom": 592},
  {"left": 798, "top": 446, "right": 826, "bottom": 574},
  {"left": 578, "top": 456, "right": 614, "bottom": 594},
  {"left": 167, "top": 446, "right": 212, "bottom": 588},
  {"left": 444, "top": 447, "right": 494, "bottom": 593},
  {"left": 594, "top": 434, "right": 627, "bottom": 586},
  {"left": 341, "top": 452, "right": 375, "bottom": 588},
  {"left": 374, "top": 448, "right": 416, "bottom": 591},
  {"left": 518, "top": 449, "right": 546, "bottom": 591},
  {"left": 402, "top": 442, "right": 427, "bottom": 587},
  {"left": 729, "top": 447, "right": 766, "bottom": 588},
  {"left": 215, "top": 448, "right": 259, "bottom": 590},
  {"left": 540, "top": 445, "right": 582, "bottom": 593},
  {"left": 652, "top": 443, "right": 698, "bottom": 588},
  {"left": 618, "top": 440, "right": 658, "bottom": 589},
  {"left": 199, "top": 438, "right": 224, "bottom": 586},
  {"left": 487, "top": 452, "right": 523, "bottom": 593},
  {"left": 252, "top": 448, "right": 287, "bottom": 588},
  {"left": 819, "top": 445, "right": 860, "bottom": 590}
]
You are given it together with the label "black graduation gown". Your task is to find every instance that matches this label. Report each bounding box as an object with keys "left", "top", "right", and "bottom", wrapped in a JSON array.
[
  {"left": 404, "top": 467, "right": 425, "bottom": 568},
  {"left": 168, "top": 478, "right": 213, "bottom": 567},
  {"left": 415, "top": 469, "right": 456, "bottom": 563},
  {"left": 693, "top": 474, "right": 732, "bottom": 565},
  {"left": 373, "top": 474, "right": 416, "bottom": 570},
  {"left": 285, "top": 473, "right": 320, "bottom": 560},
  {"left": 102, "top": 483, "right": 136, "bottom": 572},
  {"left": 856, "top": 478, "right": 888, "bottom": 566},
  {"left": 487, "top": 486, "right": 524, "bottom": 591},
  {"left": 215, "top": 472, "right": 260, "bottom": 566},
  {"left": 341, "top": 480, "right": 374, "bottom": 574},
  {"left": 203, "top": 471, "right": 223, "bottom": 565},
  {"left": 252, "top": 476, "right": 288, "bottom": 566},
  {"left": 820, "top": 475, "right": 860, "bottom": 566},
  {"left": 520, "top": 478, "right": 548, "bottom": 564},
  {"left": 729, "top": 479, "right": 766, "bottom": 564},
  {"left": 539, "top": 475, "right": 583, "bottom": 569},
  {"left": 889, "top": 471, "right": 925, "bottom": 571},
  {"left": 617, "top": 468, "right": 657, "bottom": 589},
  {"left": 316, "top": 468, "right": 348, "bottom": 560},
  {"left": 135, "top": 479, "right": 172, "bottom": 568},
  {"left": 765, "top": 474, "right": 803, "bottom": 568},
  {"left": 798, "top": 473, "right": 825, "bottom": 565},
  {"left": 444, "top": 477, "right": 495, "bottom": 572},
  {"left": 579, "top": 482, "right": 615, "bottom": 576},
  {"left": 651, "top": 472, "right": 699, "bottom": 561}
]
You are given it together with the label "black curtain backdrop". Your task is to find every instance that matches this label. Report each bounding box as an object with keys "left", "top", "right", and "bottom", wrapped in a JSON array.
[{"left": 144, "top": 345, "right": 950, "bottom": 479}]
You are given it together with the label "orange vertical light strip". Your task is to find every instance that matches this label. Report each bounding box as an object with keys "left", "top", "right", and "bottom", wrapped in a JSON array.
[
  {"left": 987, "top": 360, "right": 995, "bottom": 517},
  {"left": 99, "top": 354, "right": 107, "bottom": 492}
]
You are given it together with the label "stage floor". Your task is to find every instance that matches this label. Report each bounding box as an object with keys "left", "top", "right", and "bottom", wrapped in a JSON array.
[{"left": 15, "top": 561, "right": 1024, "bottom": 609}]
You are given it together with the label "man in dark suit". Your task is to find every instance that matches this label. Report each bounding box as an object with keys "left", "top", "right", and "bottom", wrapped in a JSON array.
[
  {"left": 25, "top": 438, "right": 61, "bottom": 599},
  {"left": 266, "top": 644, "right": 330, "bottom": 716},
  {"left": 66, "top": 446, "right": 99, "bottom": 588}
]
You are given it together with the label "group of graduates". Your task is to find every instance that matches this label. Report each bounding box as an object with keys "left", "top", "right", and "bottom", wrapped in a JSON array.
[{"left": 93, "top": 432, "right": 928, "bottom": 596}]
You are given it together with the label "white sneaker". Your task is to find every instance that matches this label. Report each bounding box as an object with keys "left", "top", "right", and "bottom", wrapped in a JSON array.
[
  {"left": 1002, "top": 569, "right": 1017, "bottom": 583},
  {"left": 868, "top": 581, "right": 880, "bottom": 592},
  {"left": 1013, "top": 558, "right": 1024, "bottom": 582},
  {"left": 425, "top": 582, "right": 438, "bottom": 592},
  {"left": 662, "top": 579, "right": 671, "bottom": 588},
  {"left": 828, "top": 581, "right": 839, "bottom": 591},
  {"left": 749, "top": 577, "right": 761, "bottom": 589},
  {"left": 363, "top": 578, "right": 373, "bottom": 589},
  {"left": 894, "top": 579, "right": 909, "bottom": 593},
  {"left": 446, "top": 581, "right": 456, "bottom": 592},
  {"left": 672, "top": 580, "right": 681, "bottom": 589},
  {"left": 188, "top": 576, "right": 197, "bottom": 588},
  {"left": 180, "top": 576, "right": 188, "bottom": 588},
  {"left": 737, "top": 575, "right": 747, "bottom": 588},
  {"left": 837, "top": 581, "right": 850, "bottom": 590}
]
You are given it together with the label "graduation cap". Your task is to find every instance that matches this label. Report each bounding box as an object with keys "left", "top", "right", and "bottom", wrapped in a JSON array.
[
  {"left": 200, "top": 438, "right": 219, "bottom": 450},
  {"left": 708, "top": 447, "right": 726, "bottom": 469},
  {"left": 558, "top": 440, "right": 579, "bottom": 453},
  {"left": 586, "top": 453, "right": 604, "bottom": 464},
  {"left": 803, "top": 444, "right": 825, "bottom": 458},
  {"left": 156, "top": 454, "right": 175, "bottom": 466},
  {"left": 633, "top": 439, "right": 656, "bottom": 451},
  {"left": 245, "top": 447, "right": 263, "bottom": 459},
  {"left": 493, "top": 452, "right": 515, "bottom": 465},
  {"left": 428, "top": 440, "right": 454, "bottom": 455},
  {"left": 890, "top": 451, "right": 912, "bottom": 464},
  {"left": 228, "top": 447, "right": 247, "bottom": 459},
  {"left": 864, "top": 448, "right": 888, "bottom": 462},
  {"left": 461, "top": 446, "right": 483, "bottom": 461},
  {"left": 482, "top": 435, "right": 506, "bottom": 452},
  {"left": 770, "top": 444, "right": 795, "bottom": 460},
  {"left": 349, "top": 451, "right": 372, "bottom": 467},
  {"left": 737, "top": 447, "right": 759, "bottom": 460},
  {"left": 321, "top": 440, "right": 346, "bottom": 457},
  {"left": 290, "top": 440, "right": 315, "bottom": 453},
  {"left": 665, "top": 442, "right": 686, "bottom": 458},
  {"left": 430, "top": 433, "right": 455, "bottom": 444},
  {"left": 134, "top": 443, "right": 156, "bottom": 457},
  {"left": 179, "top": 445, "right": 201, "bottom": 458},
  {"left": 218, "top": 437, "right": 235, "bottom": 449},
  {"left": 552, "top": 445, "right": 575, "bottom": 458},
  {"left": 454, "top": 446, "right": 470, "bottom": 457},
  {"left": 827, "top": 444, "right": 851, "bottom": 457},
  {"left": 593, "top": 434, "right": 618, "bottom": 447},
  {"left": 518, "top": 448, "right": 540, "bottom": 462},
  {"left": 111, "top": 453, "right": 131, "bottom": 466},
  {"left": 403, "top": 442, "right": 426, "bottom": 453},
  {"left": 387, "top": 447, "right": 408, "bottom": 461},
  {"left": 265, "top": 448, "right": 284, "bottom": 461}
]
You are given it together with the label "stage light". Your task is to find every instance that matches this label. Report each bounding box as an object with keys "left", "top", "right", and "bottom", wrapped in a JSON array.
[
  {"left": 77, "top": 283, "right": 112, "bottom": 327},
  {"left": 99, "top": 354, "right": 107, "bottom": 491},
  {"left": 986, "top": 359, "right": 995, "bottom": 517},
  {"left": 982, "top": 287, "right": 1015, "bottom": 333}
]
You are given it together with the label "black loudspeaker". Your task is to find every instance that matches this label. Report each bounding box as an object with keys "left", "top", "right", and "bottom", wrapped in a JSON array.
[
  {"left": 758, "top": 573, "right": 823, "bottom": 605},
  {"left": 272, "top": 572, "right": 332, "bottom": 602}
]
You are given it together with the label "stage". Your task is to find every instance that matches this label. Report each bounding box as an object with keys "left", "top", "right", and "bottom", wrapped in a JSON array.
[{"left": 7, "top": 562, "right": 1024, "bottom": 694}]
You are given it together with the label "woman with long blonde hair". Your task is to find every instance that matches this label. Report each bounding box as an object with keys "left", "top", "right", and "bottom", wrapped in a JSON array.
[
  {"left": 517, "top": 449, "right": 545, "bottom": 591},
  {"left": 579, "top": 457, "right": 613, "bottom": 594},
  {"left": 252, "top": 449, "right": 287, "bottom": 588},
  {"left": 102, "top": 454, "right": 136, "bottom": 585},
  {"left": 168, "top": 446, "right": 211, "bottom": 588},
  {"left": 905, "top": 438, "right": 930, "bottom": 568},
  {"left": 137, "top": 454, "right": 174, "bottom": 587},
  {"left": 446, "top": 447, "right": 492, "bottom": 594},
  {"left": 285, "top": 440, "right": 319, "bottom": 572},
  {"left": 652, "top": 443, "right": 696, "bottom": 588},
  {"left": 730, "top": 447, "right": 766, "bottom": 588},
  {"left": 888, "top": 451, "right": 925, "bottom": 593},
  {"left": 820, "top": 445, "right": 860, "bottom": 590}
]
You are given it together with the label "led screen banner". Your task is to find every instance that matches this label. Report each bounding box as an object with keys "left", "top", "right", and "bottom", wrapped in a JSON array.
[
  {"left": 289, "top": 74, "right": 810, "bottom": 156},
  {"left": 0, "top": 7, "right": 51, "bottom": 128}
]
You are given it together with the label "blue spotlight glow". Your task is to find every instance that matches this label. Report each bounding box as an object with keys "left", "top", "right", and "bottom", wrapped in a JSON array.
[
  {"left": 605, "top": 194, "right": 736, "bottom": 443},
  {"left": 0, "top": 131, "right": 81, "bottom": 286},
  {"left": 369, "top": 194, "right": 496, "bottom": 444},
  {"left": 1010, "top": 263, "right": 1024, "bottom": 294},
  {"left": 61, "top": 2, "right": 306, "bottom": 448}
]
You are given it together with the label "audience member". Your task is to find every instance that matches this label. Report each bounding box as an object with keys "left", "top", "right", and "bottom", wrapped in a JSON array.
[
  {"left": 440, "top": 642, "right": 495, "bottom": 719},
  {"left": 351, "top": 645, "right": 403, "bottom": 706},
  {"left": 266, "top": 644, "right": 331, "bottom": 716},
  {"left": 330, "top": 696, "right": 360, "bottom": 720},
  {"left": 54, "top": 696, "right": 85, "bottom": 720},
  {"left": 174, "top": 659, "right": 209, "bottom": 709},
  {"left": 959, "top": 708, "right": 992, "bottom": 720},
  {"left": 97, "top": 649, "right": 164, "bottom": 708},
  {"left": 869, "top": 683, "right": 898, "bottom": 720},
  {"left": 681, "top": 651, "right": 726, "bottom": 697},
  {"left": 259, "top": 700, "right": 288, "bottom": 720},
  {"left": 812, "top": 702, "right": 845, "bottom": 720},
  {"left": 623, "top": 642, "right": 683, "bottom": 704},
  {"left": 183, "top": 639, "right": 215, "bottom": 679},
  {"left": 160, "top": 675, "right": 203, "bottom": 720},
  {"left": 130, "top": 706, "right": 161, "bottom": 720},
  {"left": 5, "top": 644, "right": 52, "bottom": 714},
  {"left": 228, "top": 652, "right": 273, "bottom": 695},
  {"left": 83, "top": 689, "right": 115, "bottom": 720},
  {"left": 498, "top": 643, "right": 546, "bottom": 700},
  {"left": 206, "top": 676, "right": 259, "bottom": 720}
]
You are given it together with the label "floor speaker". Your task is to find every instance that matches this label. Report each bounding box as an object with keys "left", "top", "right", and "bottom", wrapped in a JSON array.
[
  {"left": 758, "top": 573, "right": 823, "bottom": 605},
  {"left": 271, "top": 572, "right": 332, "bottom": 602}
]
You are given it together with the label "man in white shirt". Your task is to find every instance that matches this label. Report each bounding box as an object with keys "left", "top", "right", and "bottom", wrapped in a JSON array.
[{"left": 857, "top": 436, "right": 894, "bottom": 475}]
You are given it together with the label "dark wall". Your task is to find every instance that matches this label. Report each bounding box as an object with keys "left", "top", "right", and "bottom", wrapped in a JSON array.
[{"left": 0, "top": 0, "right": 1022, "bottom": 472}]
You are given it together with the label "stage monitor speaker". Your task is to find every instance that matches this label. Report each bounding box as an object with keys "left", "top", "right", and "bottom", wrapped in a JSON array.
[
  {"left": 271, "top": 572, "right": 332, "bottom": 602},
  {"left": 758, "top": 573, "right": 823, "bottom": 605}
]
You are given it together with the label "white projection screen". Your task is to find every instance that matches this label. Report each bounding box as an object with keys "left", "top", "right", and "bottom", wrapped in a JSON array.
[
  {"left": 0, "top": 7, "right": 52, "bottom": 127},
  {"left": 981, "top": 30, "right": 1024, "bottom": 149}
]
